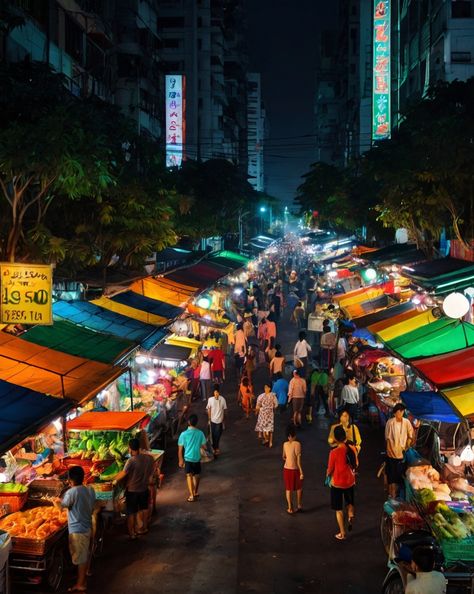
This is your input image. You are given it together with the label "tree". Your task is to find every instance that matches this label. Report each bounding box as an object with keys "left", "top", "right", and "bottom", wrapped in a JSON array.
[{"left": 0, "top": 62, "right": 131, "bottom": 261}]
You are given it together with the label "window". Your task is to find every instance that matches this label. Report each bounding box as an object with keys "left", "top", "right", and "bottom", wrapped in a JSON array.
[
  {"left": 164, "top": 38, "right": 181, "bottom": 48},
  {"left": 452, "top": 1, "right": 471, "bottom": 17},
  {"left": 158, "top": 16, "right": 185, "bottom": 27},
  {"left": 451, "top": 51, "right": 471, "bottom": 62},
  {"left": 65, "top": 14, "right": 84, "bottom": 62}
]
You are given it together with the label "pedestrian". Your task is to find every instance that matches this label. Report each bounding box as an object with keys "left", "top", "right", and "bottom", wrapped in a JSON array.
[
  {"left": 282, "top": 424, "right": 304, "bottom": 514},
  {"left": 320, "top": 320, "right": 336, "bottom": 369},
  {"left": 272, "top": 288, "right": 282, "bottom": 320},
  {"left": 266, "top": 313, "right": 277, "bottom": 349},
  {"left": 243, "top": 313, "right": 255, "bottom": 338},
  {"left": 55, "top": 465, "right": 95, "bottom": 593},
  {"left": 340, "top": 372, "right": 360, "bottom": 421},
  {"left": 405, "top": 545, "right": 447, "bottom": 594},
  {"left": 206, "top": 384, "right": 228, "bottom": 457},
  {"left": 244, "top": 345, "right": 257, "bottom": 383},
  {"left": 293, "top": 331, "right": 312, "bottom": 376},
  {"left": 255, "top": 383, "right": 279, "bottom": 447},
  {"left": 288, "top": 369, "right": 307, "bottom": 427},
  {"left": 385, "top": 403, "right": 414, "bottom": 498},
  {"left": 112, "top": 438, "right": 155, "bottom": 539},
  {"left": 326, "top": 425, "right": 357, "bottom": 541},
  {"left": 291, "top": 301, "right": 305, "bottom": 329},
  {"left": 199, "top": 355, "right": 212, "bottom": 402},
  {"left": 308, "top": 366, "right": 329, "bottom": 422},
  {"left": 234, "top": 323, "right": 247, "bottom": 378},
  {"left": 208, "top": 346, "right": 225, "bottom": 384},
  {"left": 177, "top": 414, "right": 208, "bottom": 502},
  {"left": 269, "top": 349, "right": 285, "bottom": 381},
  {"left": 328, "top": 408, "right": 362, "bottom": 453},
  {"left": 188, "top": 358, "right": 201, "bottom": 401},
  {"left": 239, "top": 375, "right": 254, "bottom": 418},
  {"left": 258, "top": 317, "right": 269, "bottom": 351},
  {"left": 273, "top": 372, "right": 289, "bottom": 414}
]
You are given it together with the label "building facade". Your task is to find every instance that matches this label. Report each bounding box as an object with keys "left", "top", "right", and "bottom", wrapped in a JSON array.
[
  {"left": 158, "top": 0, "right": 248, "bottom": 164},
  {"left": 247, "top": 72, "right": 265, "bottom": 192}
]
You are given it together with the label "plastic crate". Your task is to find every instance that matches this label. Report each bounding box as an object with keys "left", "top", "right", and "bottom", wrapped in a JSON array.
[
  {"left": 440, "top": 537, "right": 474, "bottom": 564},
  {"left": 0, "top": 492, "right": 28, "bottom": 514}
]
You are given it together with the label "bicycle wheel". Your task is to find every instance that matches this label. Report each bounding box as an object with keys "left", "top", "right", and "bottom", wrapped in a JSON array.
[{"left": 380, "top": 509, "right": 393, "bottom": 556}]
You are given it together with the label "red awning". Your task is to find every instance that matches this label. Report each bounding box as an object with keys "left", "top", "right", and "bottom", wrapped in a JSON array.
[
  {"left": 354, "top": 349, "right": 392, "bottom": 367},
  {"left": 412, "top": 347, "right": 474, "bottom": 388},
  {"left": 67, "top": 411, "right": 148, "bottom": 431}
]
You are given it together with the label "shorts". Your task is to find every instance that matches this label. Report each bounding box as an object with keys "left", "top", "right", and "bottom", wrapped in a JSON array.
[
  {"left": 185, "top": 461, "right": 202, "bottom": 475},
  {"left": 213, "top": 370, "right": 223, "bottom": 381},
  {"left": 125, "top": 490, "right": 149, "bottom": 515},
  {"left": 385, "top": 457, "right": 406, "bottom": 485},
  {"left": 330, "top": 486, "right": 354, "bottom": 511},
  {"left": 69, "top": 531, "right": 91, "bottom": 566},
  {"left": 292, "top": 398, "right": 304, "bottom": 413},
  {"left": 284, "top": 468, "right": 303, "bottom": 491}
]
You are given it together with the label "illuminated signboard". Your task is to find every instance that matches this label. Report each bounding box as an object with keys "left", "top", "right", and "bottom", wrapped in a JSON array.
[
  {"left": 372, "top": 0, "right": 391, "bottom": 141},
  {"left": 165, "top": 74, "right": 186, "bottom": 167},
  {"left": 0, "top": 263, "right": 53, "bottom": 325}
]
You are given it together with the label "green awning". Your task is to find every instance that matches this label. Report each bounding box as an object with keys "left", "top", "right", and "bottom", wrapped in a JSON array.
[
  {"left": 22, "top": 319, "right": 137, "bottom": 365},
  {"left": 208, "top": 250, "right": 250, "bottom": 269},
  {"left": 385, "top": 318, "right": 474, "bottom": 360},
  {"left": 402, "top": 258, "right": 474, "bottom": 296}
]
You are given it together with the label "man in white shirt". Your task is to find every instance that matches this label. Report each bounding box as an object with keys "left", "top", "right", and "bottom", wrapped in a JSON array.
[
  {"left": 405, "top": 545, "right": 447, "bottom": 594},
  {"left": 385, "top": 403, "right": 414, "bottom": 498},
  {"left": 340, "top": 373, "right": 360, "bottom": 421},
  {"left": 206, "top": 385, "right": 228, "bottom": 457}
]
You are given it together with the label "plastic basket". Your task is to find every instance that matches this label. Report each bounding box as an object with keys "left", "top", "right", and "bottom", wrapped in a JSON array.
[
  {"left": 94, "top": 491, "right": 113, "bottom": 501},
  {"left": 0, "top": 491, "right": 28, "bottom": 513},
  {"left": 440, "top": 537, "right": 474, "bottom": 564}
]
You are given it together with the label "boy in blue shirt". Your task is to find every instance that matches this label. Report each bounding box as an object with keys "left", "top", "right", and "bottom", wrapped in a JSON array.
[{"left": 178, "top": 414, "right": 207, "bottom": 502}]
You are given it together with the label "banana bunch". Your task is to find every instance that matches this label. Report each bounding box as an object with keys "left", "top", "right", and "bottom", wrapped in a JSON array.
[{"left": 68, "top": 430, "right": 133, "bottom": 461}]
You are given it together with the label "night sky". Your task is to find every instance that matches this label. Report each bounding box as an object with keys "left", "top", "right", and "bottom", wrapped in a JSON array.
[{"left": 247, "top": 0, "right": 336, "bottom": 205}]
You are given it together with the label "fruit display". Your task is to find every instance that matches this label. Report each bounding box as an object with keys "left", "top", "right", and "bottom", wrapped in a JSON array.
[
  {"left": 0, "top": 483, "right": 27, "bottom": 494},
  {"left": 67, "top": 430, "right": 131, "bottom": 462},
  {"left": 0, "top": 506, "right": 67, "bottom": 540}
]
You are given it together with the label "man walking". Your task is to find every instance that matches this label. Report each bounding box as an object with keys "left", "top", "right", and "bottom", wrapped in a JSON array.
[
  {"left": 113, "top": 438, "right": 154, "bottom": 539},
  {"left": 385, "top": 403, "right": 414, "bottom": 498},
  {"left": 206, "top": 385, "right": 228, "bottom": 457},
  {"left": 288, "top": 369, "right": 307, "bottom": 427},
  {"left": 178, "top": 414, "right": 207, "bottom": 502}
]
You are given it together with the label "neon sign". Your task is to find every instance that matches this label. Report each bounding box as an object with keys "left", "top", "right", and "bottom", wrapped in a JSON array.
[
  {"left": 372, "top": 0, "right": 391, "bottom": 141},
  {"left": 165, "top": 74, "right": 186, "bottom": 167}
]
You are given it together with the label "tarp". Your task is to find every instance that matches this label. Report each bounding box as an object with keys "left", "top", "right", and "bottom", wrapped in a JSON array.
[
  {"left": 0, "top": 332, "right": 125, "bottom": 404},
  {"left": 110, "top": 291, "right": 183, "bottom": 319},
  {"left": 53, "top": 301, "right": 166, "bottom": 351},
  {"left": 91, "top": 296, "right": 169, "bottom": 326},
  {"left": 166, "top": 262, "right": 231, "bottom": 288},
  {"left": 412, "top": 347, "right": 474, "bottom": 388},
  {"left": 351, "top": 302, "right": 414, "bottom": 330},
  {"left": 385, "top": 319, "right": 474, "bottom": 360},
  {"left": 333, "top": 285, "right": 384, "bottom": 306},
  {"left": 22, "top": 320, "right": 136, "bottom": 365},
  {"left": 362, "top": 244, "right": 424, "bottom": 265},
  {"left": 375, "top": 309, "right": 439, "bottom": 342},
  {"left": 343, "top": 294, "right": 391, "bottom": 318},
  {"left": 367, "top": 308, "right": 423, "bottom": 335},
  {"left": 354, "top": 349, "right": 392, "bottom": 367},
  {"left": 207, "top": 250, "right": 250, "bottom": 270},
  {"left": 165, "top": 335, "right": 202, "bottom": 354},
  {"left": 130, "top": 277, "right": 197, "bottom": 306},
  {"left": 67, "top": 411, "right": 147, "bottom": 431},
  {"left": 442, "top": 383, "right": 474, "bottom": 418},
  {"left": 0, "top": 380, "right": 73, "bottom": 454},
  {"left": 402, "top": 258, "right": 474, "bottom": 295},
  {"left": 151, "top": 343, "right": 192, "bottom": 362},
  {"left": 401, "top": 391, "right": 460, "bottom": 423}
]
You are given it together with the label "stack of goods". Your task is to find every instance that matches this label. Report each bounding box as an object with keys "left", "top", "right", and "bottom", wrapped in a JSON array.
[
  {"left": 0, "top": 507, "right": 67, "bottom": 540},
  {"left": 406, "top": 465, "right": 452, "bottom": 503},
  {"left": 0, "top": 483, "right": 28, "bottom": 515}
]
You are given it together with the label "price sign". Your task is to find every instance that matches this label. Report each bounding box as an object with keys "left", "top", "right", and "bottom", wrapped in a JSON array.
[{"left": 0, "top": 263, "right": 53, "bottom": 325}]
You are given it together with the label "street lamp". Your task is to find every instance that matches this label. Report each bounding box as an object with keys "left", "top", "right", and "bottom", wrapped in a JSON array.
[{"left": 260, "top": 206, "right": 266, "bottom": 213}]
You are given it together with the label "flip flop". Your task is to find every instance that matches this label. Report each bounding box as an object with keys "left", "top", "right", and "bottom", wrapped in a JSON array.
[
  {"left": 335, "top": 533, "right": 346, "bottom": 541},
  {"left": 68, "top": 587, "right": 87, "bottom": 593},
  {"left": 286, "top": 508, "right": 294, "bottom": 514},
  {"left": 348, "top": 517, "right": 354, "bottom": 532},
  {"left": 187, "top": 496, "right": 196, "bottom": 502}
]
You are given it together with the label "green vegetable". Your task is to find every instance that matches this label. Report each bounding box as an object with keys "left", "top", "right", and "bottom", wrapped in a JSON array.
[
  {"left": 99, "top": 461, "right": 121, "bottom": 481},
  {"left": 0, "top": 483, "right": 27, "bottom": 493}
]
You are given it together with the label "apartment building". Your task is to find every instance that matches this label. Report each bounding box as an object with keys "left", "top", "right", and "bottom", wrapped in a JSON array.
[{"left": 247, "top": 72, "right": 264, "bottom": 191}]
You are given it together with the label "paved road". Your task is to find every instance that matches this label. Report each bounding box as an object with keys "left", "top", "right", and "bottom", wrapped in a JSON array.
[{"left": 82, "top": 312, "right": 388, "bottom": 594}]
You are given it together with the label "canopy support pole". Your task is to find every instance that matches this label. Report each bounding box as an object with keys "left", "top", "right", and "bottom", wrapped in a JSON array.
[{"left": 128, "top": 368, "right": 134, "bottom": 411}]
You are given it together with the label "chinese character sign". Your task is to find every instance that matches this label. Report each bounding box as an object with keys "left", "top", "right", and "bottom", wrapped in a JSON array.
[
  {"left": 165, "top": 75, "right": 186, "bottom": 168},
  {"left": 0, "top": 263, "right": 53, "bottom": 325},
  {"left": 372, "top": 0, "right": 391, "bottom": 141}
]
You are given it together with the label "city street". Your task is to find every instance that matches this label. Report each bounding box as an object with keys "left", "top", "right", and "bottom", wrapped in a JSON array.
[{"left": 86, "top": 313, "right": 387, "bottom": 594}]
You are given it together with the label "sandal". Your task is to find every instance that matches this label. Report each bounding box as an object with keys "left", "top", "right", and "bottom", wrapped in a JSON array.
[
  {"left": 187, "top": 496, "right": 195, "bottom": 502},
  {"left": 348, "top": 517, "right": 354, "bottom": 532},
  {"left": 286, "top": 508, "right": 294, "bottom": 514},
  {"left": 68, "top": 588, "right": 87, "bottom": 593},
  {"left": 335, "top": 533, "right": 346, "bottom": 540}
]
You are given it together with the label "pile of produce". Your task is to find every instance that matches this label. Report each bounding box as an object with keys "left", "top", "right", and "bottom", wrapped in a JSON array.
[
  {"left": 430, "top": 503, "right": 474, "bottom": 541},
  {"left": 0, "top": 507, "right": 67, "bottom": 539},
  {"left": 67, "top": 430, "right": 131, "bottom": 462},
  {"left": 0, "top": 483, "right": 27, "bottom": 494}
]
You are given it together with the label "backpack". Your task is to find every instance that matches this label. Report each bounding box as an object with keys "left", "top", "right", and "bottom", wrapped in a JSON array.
[{"left": 345, "top": 443, "right": 358, "bottom": 472}]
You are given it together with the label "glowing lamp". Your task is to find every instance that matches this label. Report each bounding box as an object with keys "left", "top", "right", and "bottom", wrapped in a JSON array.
[
  {"left": 328, "top": 270, "right": 338, "bottom": 278},
  {"left": 364, "top": 268, "right": 377, "bottom": 281},
  {"left": 197, "top": 296, "right": 212, "bottom": 310},
  {"left": 442, "top": 292, "right": 470, "bottom": 319},
  {"left": 260, "top": 206, "right": 266, "bottom": 213}
]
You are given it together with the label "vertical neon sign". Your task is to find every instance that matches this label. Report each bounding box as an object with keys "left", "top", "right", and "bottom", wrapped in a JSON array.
[
  {"left": 165, "top": 74, "right": 186, "bottom": 167},
  {"left": 372, "top": 0, "right": 391, "bottom": 141}
]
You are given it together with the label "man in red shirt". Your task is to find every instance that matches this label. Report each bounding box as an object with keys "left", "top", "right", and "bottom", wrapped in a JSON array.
[
  {"left": 208, "top": 347, "right": 225, "bottom": 384},
  {"left": 326, "top": 425, "right": 357, "bottom": 541}
]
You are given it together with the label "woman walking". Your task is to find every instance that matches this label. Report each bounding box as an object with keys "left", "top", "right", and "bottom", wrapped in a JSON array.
[
  {"left": 328, "top": 407, "right": 362, "bottom": 453},
  {"left": 239, "top": 375, "right": 254, "bottom": 419},
  {"left": 293, "top": 331, "right": 312, "bottom": 377},
  {"left": 326, "top": 425, "right": 357, "bottom": 541},
  {"left": 255, "top": 383, "right": 279, "bottom": 448},
  {"left": 282, "top": 425, "right": 304, "bottom": 514}
]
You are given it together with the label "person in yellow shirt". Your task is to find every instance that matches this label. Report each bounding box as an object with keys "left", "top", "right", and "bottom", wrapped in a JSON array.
[{"left": 328, "top": 408, "right": 362, "bottom": 453}]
